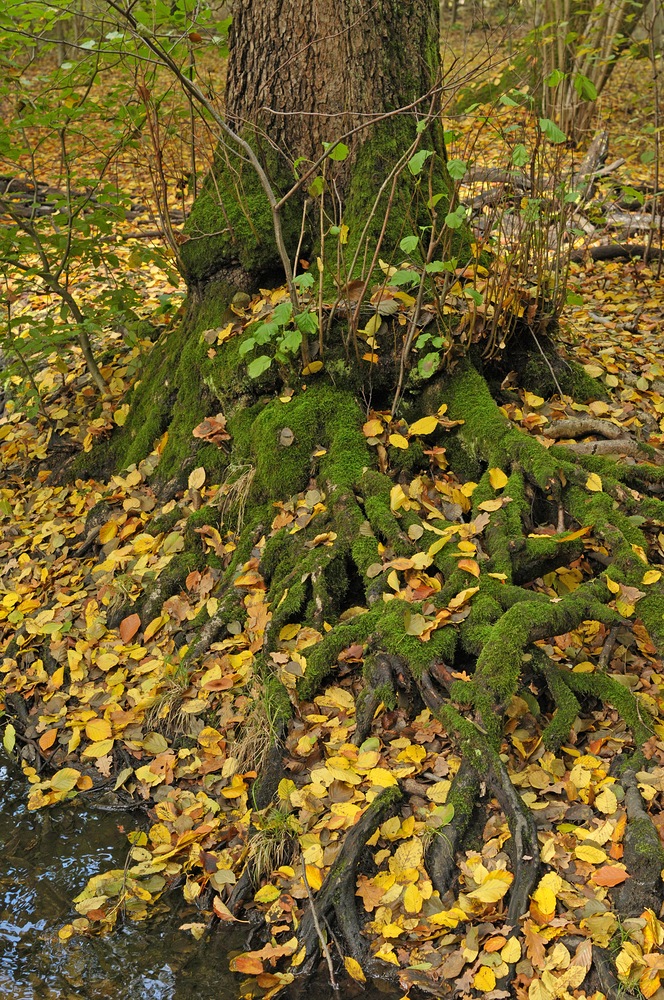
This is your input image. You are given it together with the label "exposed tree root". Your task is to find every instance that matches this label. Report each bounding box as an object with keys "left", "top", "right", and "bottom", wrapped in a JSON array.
[
  {"left": 6, "top": 354, "right": 664, "bottom": 995},
  {"left": 296, "top": 786, "right": 402, "bottom": 973}
]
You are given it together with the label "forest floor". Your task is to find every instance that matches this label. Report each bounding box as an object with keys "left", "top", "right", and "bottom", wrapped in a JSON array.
[{"left": 1, "top": 20, "right": 664, "bottom": 1000}]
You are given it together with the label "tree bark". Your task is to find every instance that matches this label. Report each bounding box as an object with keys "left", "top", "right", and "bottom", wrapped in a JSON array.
[{"left": 226, "top": 0, "right": 440, "bottom": 169}]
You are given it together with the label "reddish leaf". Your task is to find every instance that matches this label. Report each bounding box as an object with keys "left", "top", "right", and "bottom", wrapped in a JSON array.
[{"left": 119, "top": 613, "right": 141, "bottom": 642}]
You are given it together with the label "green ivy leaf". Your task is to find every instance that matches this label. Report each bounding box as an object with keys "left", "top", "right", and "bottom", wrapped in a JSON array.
[
  {"left": 539, "top": 118, "right": 567, "bottom": 144},
  {"left": 272, "top": 303, "right": 293, "bottom": 326},
  {"left": 447, "top": 159, "right": 467, "bottom": 181},
  {"left": 322, "top": 141, "right": 349, "bottom": 161},
  {"left": 247, "top": 355, "right": 272, "bottom": 378},
  {"left": 545, "top": 69, "right": 566, "bottom": 87},
  {"left": 418, "top": 352, "right": 440, "bottom": 379},
  {"left": 399, "top": 235, "right": 419, "bottom": 254},
  {"left": 573, "top": 73, "right": 597, "bottom": 101},
  {"left": 512, "top": 144, "right": 528, "bottom": 167},
  {"left": 408, "top": 149, "right": 433, "bottom": 175},
  {"left": 294, "top": 310, "right": 318, "bottom": 335}
]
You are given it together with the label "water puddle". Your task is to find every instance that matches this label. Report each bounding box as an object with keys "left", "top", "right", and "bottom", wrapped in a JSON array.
[{"left": 0, "top": 754, "right": 400, "bottom": 1000}]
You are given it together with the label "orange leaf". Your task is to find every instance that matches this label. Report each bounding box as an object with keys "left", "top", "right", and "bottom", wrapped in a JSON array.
[
  {"left": 592, "top": 865, "right": 630, "bottom": 886},
  {"left": 457, "top": 558, "right": 480, "bottom": 578},
  {"left": 39, "top": 729, "right": 58, "bottom": 751},
  {"left": 231, "top": 954, "right": 264, "bottom": 975},
  {"left": 119, "top": 613, "right": 141, "bottom": 642}
]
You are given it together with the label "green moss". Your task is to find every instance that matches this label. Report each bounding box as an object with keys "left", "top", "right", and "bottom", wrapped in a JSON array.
[
  {"left": 532, "top": 653, "right": 581, "bottom": 751},
  {"left": 521, "top": 356, "right": 609, "bottom": 402},
  {"left": 299, "top": 609, "right": 381, "bottom": 700},
  {"left": 638, "top": 594, "right": 664, "bottom": 650},
  {"left": 230, "top": 385, "right": 369, "bottom": 505},
  {"left": 388, "top": 440, "right": 425, "bottom": 474},
  {"left": 362, "top": 471, "right": 412, "bottom": 555},
  {"left": 373, "top": 682, "right": 396, "bottom": 711},
  {"left": 564, "top": 670, "right": 654, "bottom": 747},
  {"left": 339, "top": 117, "right": 454, "bottom": 285},
  {"left": 146, "top": 508, "right": 183, "bottom": 537},
  {"left": 184, "top": 505, "right": 221, "bottom": 547},
  {"left": 469, "top": 579, "right": 620, "bottom": 734},
  {"left": 180, "top": 139, "right": 302, "bottom": 284},
  {"left": 440, "top": 360, "right": 560, "bottom": 488}
]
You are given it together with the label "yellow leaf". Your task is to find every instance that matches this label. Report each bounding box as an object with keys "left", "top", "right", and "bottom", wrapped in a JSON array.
[
  {"left": 363, "top": 418, "right": 384, "bottom": 438},
  {"left": 389, "top": 433, "right": 409, "bottom": 449},
  {"left": 595, "top": 787, "right": 618, "bottom": 815},
  {"left": 369, "top": 767, "right": 398, "bottom": 788},
  {"left": 86, "top": 718, "right": 112, "bottom": 742},
  {"left": 216, "top": 321, "right": 234, "bottom": 344},
  {"left": 143, "top": 616, "right": 165, "bottom": 641},
  {"left": 113, "top": 404, "right": 130, "bottom": 427},
  {"left": 51, "top": 767, "right": 81, "bottom": 792},
  {"left": 99, "top": 521, "right": 118, "bottom": 544},
  {"left": 188, "top": 466, "right": 206, "bottom": 491},
  {"left": 574, "top": 844, "right": 607, "bottom": 864},
  {"left": 478, "top": 498, "right": 505, "bottom": 512},
  {"left": 426, "top": 780, "right": 451, "bottom": 803},
  {"left": 501, "top": 936, "right": 522, "bottom": 963},
  {"left": 305, "top": 865, "right": 322, "bottom": 891},
  {"left": 468, "top": 870, "right": 512, "bottom": 903},
  {"left": 586, "top": 473, "right": 603, "bottom": 492},
  {"left": 254, "top": 884, "right": 281, "bottom": 903},
  {"left": 374, "top": 946, "right": 399, "bottom": 965},
  {"left": 81, "top": 738, "right": 114, "bottom": 758},
  {"left": 473, "top": 967, "right": 496, "bottom": 991},
  {"left": 397, "top": 744, "right": 426, "bottom": 764},
  {"left": 362, "top": 352, "right": 379, "bottom": 363},
  {"left": 606, "top": 577, "right": 621, "bottom": 594},
  {"left": 391, "top": 838, "right": 423, "bottom": 874},
  {"left": 3, "top": 724, "right": 16, "bottom": 753},
  {"left": 364, "top": 314, "right": 382, "bottom": 338},
  {"left": 403, "top": 883, "right": 423, "bottom": 914},
  {"left": 489, "top": 467, "right": 508, "bottom": 489},
  {"left": 409, "top": 415, "right": 438, "bottom": 436},
  {"left": 279, "top": 623, "right": 300, "bottom": 640},
  {"left": 642, "top": 570, "right": 662, "bottom": 585},
  {"left": 278, "top": 778, "right": 296, "bottom": 800},
  {"left": 524, "top": 391, "right": 544, "bottom": 407},
  {"left": 302, "top": 360, "right": 324, "bottom": 375},
  {"left": 532, "top": 884, "right": 557, "bottom": 916},
  {"left": 344, "top": 956, "right": 366, "bottom": 983}
]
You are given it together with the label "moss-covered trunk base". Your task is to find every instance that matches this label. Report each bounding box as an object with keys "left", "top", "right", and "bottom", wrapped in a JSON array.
[{"left": 7, "top": 279, "right": 664, "bottom": 997}]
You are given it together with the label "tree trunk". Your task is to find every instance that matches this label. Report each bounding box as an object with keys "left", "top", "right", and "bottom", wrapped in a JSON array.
[
  {"left": 226, "top": 0, "right": 439, "bottom": 166},
  {"left": 47, "top": 0, "right": 664, "bottom": 991},
  {"left": 180, "top": 0, "right": 448, "bottom": 287}
]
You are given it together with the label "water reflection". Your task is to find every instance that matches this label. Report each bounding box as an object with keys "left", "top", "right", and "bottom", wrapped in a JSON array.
[
  {"left": 0, "top": 754, "right": 247, "bottom": 999},
  {"left": 0, "top": 754, "right": 400, "bottom": 1000}
]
